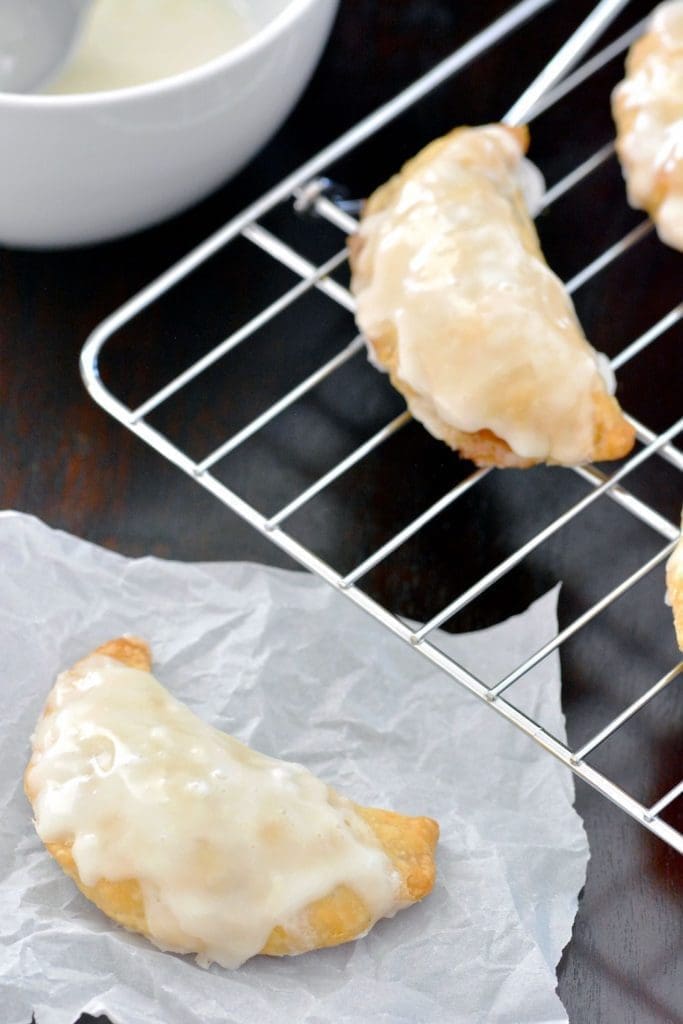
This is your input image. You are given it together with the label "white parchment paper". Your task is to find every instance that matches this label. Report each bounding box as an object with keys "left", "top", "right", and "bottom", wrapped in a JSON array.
[{"left": 0, "top": 512, "right": 588, "bottom": 1024}]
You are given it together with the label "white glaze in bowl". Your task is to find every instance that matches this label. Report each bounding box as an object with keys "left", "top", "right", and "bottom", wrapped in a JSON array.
[{"left": 0, "top": 0, "right": 339, "bottom": 247}]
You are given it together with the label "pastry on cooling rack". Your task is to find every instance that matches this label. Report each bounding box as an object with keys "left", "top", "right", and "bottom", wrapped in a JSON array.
[
  {"left": 666, "top": 523, "right": 683, "bottom": 649},
  {"left": 612, "top": 0, "right": 683, "bottom": 251},
  {"left": 25, "top": 637, "right": 438, "bottom": 968},
  {"left": 348, "top": 123, "right": 636, "bottom": 468}
]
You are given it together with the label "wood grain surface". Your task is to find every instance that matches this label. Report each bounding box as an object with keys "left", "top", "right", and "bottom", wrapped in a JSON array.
[{"left": 1, "top": 2, "right": 682, "bottom": 1022}]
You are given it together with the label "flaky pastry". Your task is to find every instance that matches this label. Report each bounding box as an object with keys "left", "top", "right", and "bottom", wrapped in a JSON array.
[
  {"left": 349, "top": 124, "right": 635, "bottom": 468},
  {"left": 666, "top": 518, "right": 683, "bottom": 650},
  {"left": 25, "top": 638, "right": 438, "bottom": 968},
  {"left": 612, "top": 1, "right": 683, "bottom": 251}
]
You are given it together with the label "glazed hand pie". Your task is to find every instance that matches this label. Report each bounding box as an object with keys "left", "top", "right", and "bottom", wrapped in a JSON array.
[
  {"left": 612, "top": 1, "right": 683, "bottom": 252},
  {"left": 24, "top": 638, "right": 438, "bottom": 968},
  {"left": 666, "top": 519, "right": 683, "bottom": 649},
  {"left": 349, "top": 123, "right": 635, "bottom": 468}
]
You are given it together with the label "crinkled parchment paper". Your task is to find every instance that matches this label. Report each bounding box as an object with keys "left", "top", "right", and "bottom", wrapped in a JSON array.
[{"left": 0, "top": 512, "right": 588, "bottom": 1024}]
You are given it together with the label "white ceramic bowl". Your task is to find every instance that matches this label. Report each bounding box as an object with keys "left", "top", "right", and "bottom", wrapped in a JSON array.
[{"left": 0, "top": 0, "right": 339, "bottom": 248}]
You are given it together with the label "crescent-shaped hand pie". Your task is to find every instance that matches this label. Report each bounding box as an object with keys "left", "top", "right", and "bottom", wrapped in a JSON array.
[
  {"left": 612, "top": 1, "right": 683, "bottom": 252},
  {"left": 25, "top": 637, "right": 438, "bottom": 969},
  {"left": 349, "top": 123, "right": 635, "bottom": 468},
  {"left": 666, "top": 518, "right": 683, "bottom": 650}
]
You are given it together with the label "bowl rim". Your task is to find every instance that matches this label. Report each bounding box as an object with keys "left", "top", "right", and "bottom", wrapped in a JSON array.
[{"left": 0, "top": 0, "right": 333, "bottom": 107}]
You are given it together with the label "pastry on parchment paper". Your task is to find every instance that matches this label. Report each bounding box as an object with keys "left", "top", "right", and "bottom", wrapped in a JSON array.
[
  {"left": 348, "top": 123, "right": 635, "bottom": 469},
  {"left": 612, "top": 0, "right": 683, "bottom": 252},
  {"left": 24, "top": 637, "right": 438, "bottom": 968},
  {"left": 666, "top": 518, "right": 683, "bottom": 650}
]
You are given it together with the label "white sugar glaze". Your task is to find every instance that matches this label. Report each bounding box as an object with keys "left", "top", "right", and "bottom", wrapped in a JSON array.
[
  {"left": 44, "top": 0, "right": 255, "bottom": 94},
  {"left": 353, "top": 125, "right": 610, "bottom": 464},
  {"left": 27, "top": 655, "right": 400, "bottom": 968},
  {"left": 612, "top": 0, "right": 683, "bottom": 249}
]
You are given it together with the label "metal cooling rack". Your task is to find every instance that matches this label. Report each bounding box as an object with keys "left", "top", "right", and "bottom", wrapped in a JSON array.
[{"left": 81, "top": 0, "right": 683, "bottom": 852}]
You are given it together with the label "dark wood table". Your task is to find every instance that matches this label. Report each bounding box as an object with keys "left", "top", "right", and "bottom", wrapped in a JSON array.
[{"left": 2, "top": 2, "right": 682, "bottom": 1022}]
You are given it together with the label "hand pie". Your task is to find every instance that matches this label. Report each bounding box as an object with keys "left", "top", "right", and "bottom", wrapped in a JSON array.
[
  {"left": 24, "top": 638, "right": 438, "bottom": 968},
  {"left": 612, "top": 1, "right": 683, "bottom": 251},
  {"left": 349, "top": 124, "right": 635, "bottom": 468},
  {"left": 666, "top": 517, "right": 683, "bottom": 649}
]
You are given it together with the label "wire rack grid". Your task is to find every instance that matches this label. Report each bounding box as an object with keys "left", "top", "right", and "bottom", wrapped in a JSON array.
[{"left": 81, "top": 0, "right": 683, "bottom": 852}]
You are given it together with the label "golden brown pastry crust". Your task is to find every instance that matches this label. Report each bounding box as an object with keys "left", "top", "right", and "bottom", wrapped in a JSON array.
[
  {"left": 612, "top": 15, "right": 683, "bottom": 250},
  {"left": 348, "top": 125, "right": 635, "bottom": 469},
  {"left": 25, "top": 637, "right": 438, "bottom": 960},
  {"left": 666, "top": 538, "right": 683, "bottom": 651}
]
